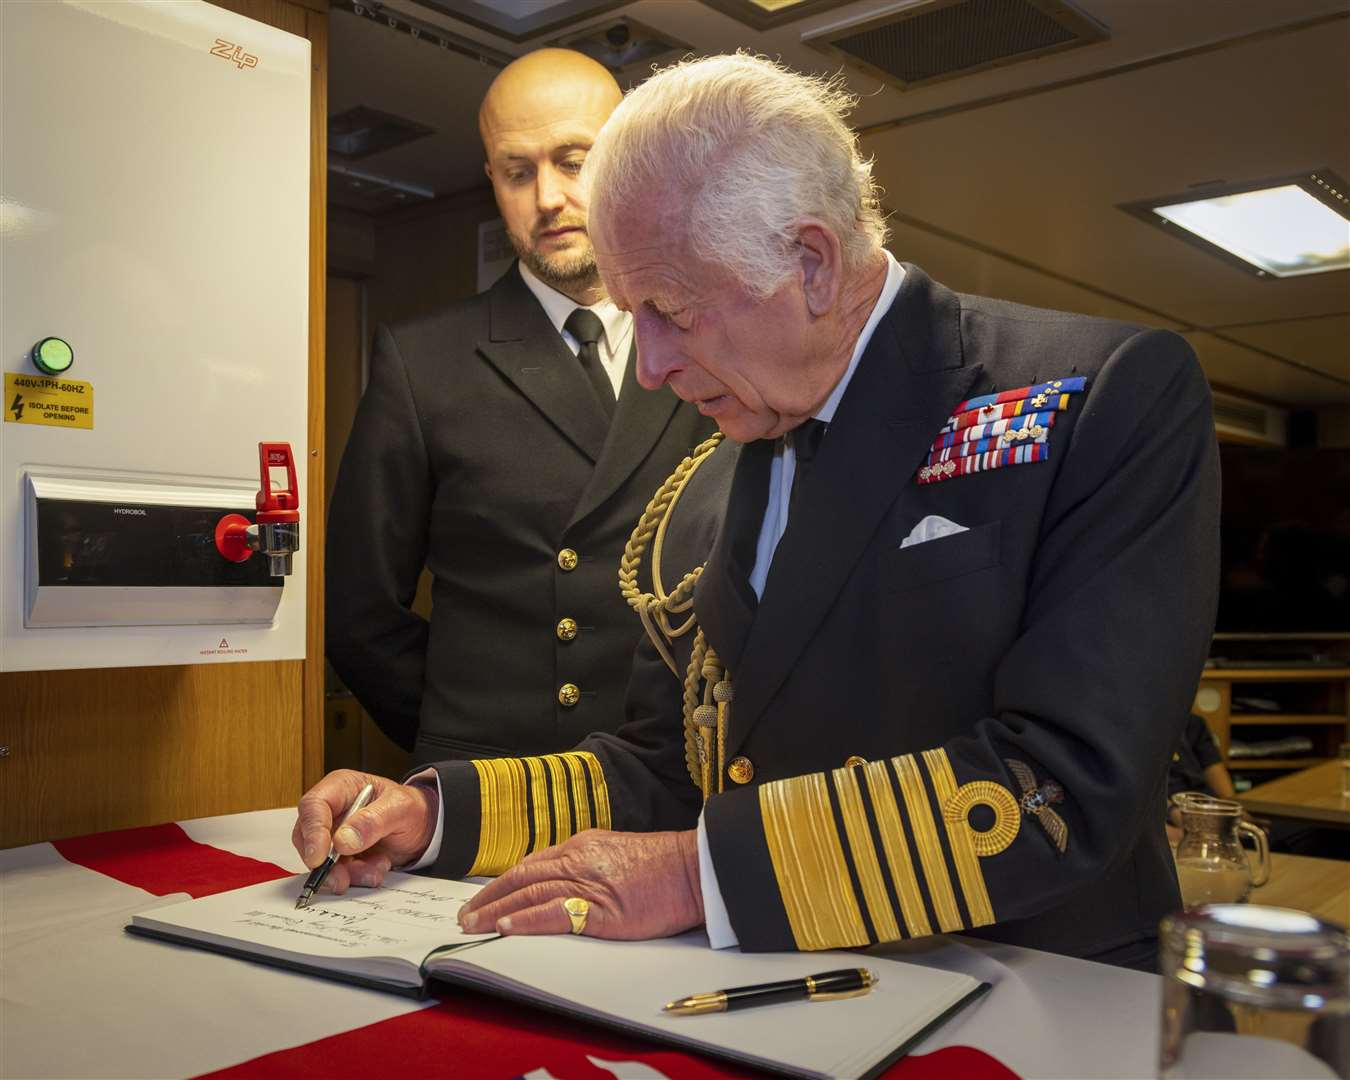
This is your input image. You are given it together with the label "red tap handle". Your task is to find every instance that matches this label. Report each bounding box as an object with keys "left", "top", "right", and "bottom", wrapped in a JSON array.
[{"left": 255, "top": 442, "right": 300, "bottom": 524}]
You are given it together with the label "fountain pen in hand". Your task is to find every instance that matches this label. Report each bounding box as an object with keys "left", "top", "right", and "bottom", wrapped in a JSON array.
[
  {"left": 664, "top": 967, "right": 876, "bottom": 1015},
  {"left": 295, "top": 782, "right": 375, "bottom": 909}
]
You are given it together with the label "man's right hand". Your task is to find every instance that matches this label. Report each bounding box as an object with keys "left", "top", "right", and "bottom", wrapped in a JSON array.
[{"left": 291, "top": 769, "right": 438, "bottom": 895}]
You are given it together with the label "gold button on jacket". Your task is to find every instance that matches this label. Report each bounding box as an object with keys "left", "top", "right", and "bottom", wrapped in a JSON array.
[
  {"left": 844, "top": 755, "right": 867, "bottom": 769},
  {"left": 557, "top": 548, "right": 579, "bottom": 571},
  {"left": 558, "top": 682, "right": 581, "bottom": 707},
  {"left": 727, "top": 756, "right": 755, "bottom": 784},
  {"left": 556, "top": 617, "right": 578, "bottom": 641}
]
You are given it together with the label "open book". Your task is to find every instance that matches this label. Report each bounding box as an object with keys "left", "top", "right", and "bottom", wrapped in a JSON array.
[{"left": 128, "top": 872, "right": 987, "bottom": 1080}]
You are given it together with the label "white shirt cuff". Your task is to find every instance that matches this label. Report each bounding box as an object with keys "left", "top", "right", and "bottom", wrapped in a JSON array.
[
  {"left": 404, "top": 767, "right": 444, "bottom": 871},
  {"left": 697, "top": 813, "right": 739, "bottom": 949}
]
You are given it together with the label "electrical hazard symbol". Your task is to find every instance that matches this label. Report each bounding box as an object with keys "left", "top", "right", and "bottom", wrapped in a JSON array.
[{"left": 3, "top": 372, "right": 94, "bottom": 429}]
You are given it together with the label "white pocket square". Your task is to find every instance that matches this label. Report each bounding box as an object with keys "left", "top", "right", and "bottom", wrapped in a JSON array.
[{"left": 900, "top": 514, "right": 969, "bottom": 549}]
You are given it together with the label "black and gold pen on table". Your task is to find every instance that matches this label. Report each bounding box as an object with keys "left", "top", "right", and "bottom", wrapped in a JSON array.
[
  {"left": 663, "top": 968, "right": 877, "bottom": 1016},
  {"left": 295, "top": 782, "right": 375, "bottom": 910}
]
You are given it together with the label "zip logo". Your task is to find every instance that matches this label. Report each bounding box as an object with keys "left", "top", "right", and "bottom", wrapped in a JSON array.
[{"left": 210, "top": 38, "right": 258, "bottom": 69}]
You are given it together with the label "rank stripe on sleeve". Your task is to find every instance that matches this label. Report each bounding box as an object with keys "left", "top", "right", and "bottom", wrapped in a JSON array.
[
  {"left": 824, "top": 769, "right": 880, "bottom": 944},
  {"left": 582, "top": 752, "right": 612, "bottom": 830},
  {"left": 468, "top": 751, "right": 612, "bottom": 877},
  {"left": 830, "top": 767, "right": 901, "bottom": 942},
  {"left": 563, "top": 751, "right": 599, "bottom": 833},
  {"left": 759, "top": 773, "right": 871, "bottom": 950},
  {"left": 892, "top": 754, "right": 965, "bottom": 933},
  {"left": 545, "top": 755, "right": 571, "bottom": 844},
  {"left": 862, "top": 761, "right": 932, "bottom": 938},
  {"left": 525, "top": 756, "right": 549, "bottom": 851},
  {"left": 471, "top": 757, "right": 529, "bottom": 875},
  {"left": 758, "top": 750, "right": 1022, "bottom": 950}
]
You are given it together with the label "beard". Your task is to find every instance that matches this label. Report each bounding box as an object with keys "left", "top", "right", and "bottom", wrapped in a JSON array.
[{"left": 509, "top": 216, "right": 601, "bottom": 292}]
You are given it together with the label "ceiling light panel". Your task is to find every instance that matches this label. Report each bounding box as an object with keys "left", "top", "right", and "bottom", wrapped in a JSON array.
[
  {"left": 696, "top": 0, "right": 854, "bottom": 32},
  {"left": 410, "top": 0, "right": 624, "bottom": 42},
  {"left": 1123, "top": 171, "right": 1350, "bottom": 280}
]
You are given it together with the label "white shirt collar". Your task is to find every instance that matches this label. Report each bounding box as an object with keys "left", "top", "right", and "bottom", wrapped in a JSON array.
[
  {"left": 517, "top": 260, "right": 628, "bottom": 352},
  {"left": 814, "top": 252, "right": 905, "bottom": 423}
]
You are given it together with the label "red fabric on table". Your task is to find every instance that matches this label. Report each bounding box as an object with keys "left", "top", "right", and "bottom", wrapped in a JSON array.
[
  {"left": 195, "top": 989, "right": 1017, "bottom": 1080},
  {"left": 53, "top": 822, "right": 289, "bottom": 897}
]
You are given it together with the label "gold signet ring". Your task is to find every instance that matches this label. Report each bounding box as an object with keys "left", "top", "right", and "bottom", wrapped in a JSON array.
[{"left": 563, "top": 896, "right": 590, "bottom": 935}]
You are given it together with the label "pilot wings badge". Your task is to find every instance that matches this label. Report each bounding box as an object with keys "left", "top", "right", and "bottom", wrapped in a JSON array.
[{"left": 1005, "top": 758, "right": 1069, "bottom": 854}]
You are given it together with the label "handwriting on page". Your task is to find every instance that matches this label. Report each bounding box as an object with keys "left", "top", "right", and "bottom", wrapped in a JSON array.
[{"left": 236, "top": 882, "right": 471, "bottom": 950}]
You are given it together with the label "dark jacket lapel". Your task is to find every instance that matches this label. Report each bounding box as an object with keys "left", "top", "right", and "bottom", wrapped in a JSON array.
[
  {"left": 477, "top": 265, "right": 609, "bottom": 463},
  {"left": 720, "top": 265, "right": 983, "bottom": 759},
  {"left": 567, "top": 342, "right": 682, "bottom": 530},
  {"left": 692, "top": 436, "right": 774, "bottom": 675}
]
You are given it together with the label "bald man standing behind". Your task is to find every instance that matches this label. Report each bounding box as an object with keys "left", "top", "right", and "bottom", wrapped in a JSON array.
[{"left": 326, "top": 50, "right": 713, "bottom": 764}]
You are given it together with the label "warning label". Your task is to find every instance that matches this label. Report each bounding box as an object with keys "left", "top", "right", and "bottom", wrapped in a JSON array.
[
  {"left": 4, "top": 372, "right": 94, "bottom": 429},
  {"left": 199, "top": 636, "right": 249, "bottom": 658}
]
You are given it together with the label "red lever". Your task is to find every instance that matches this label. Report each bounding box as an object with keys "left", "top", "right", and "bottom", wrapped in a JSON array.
[
  {"left": 214, "top": 442, "right": 301, "bottom": 563},
  {"left": 255, "top": 442, "right": 299, "bottom": 524}
]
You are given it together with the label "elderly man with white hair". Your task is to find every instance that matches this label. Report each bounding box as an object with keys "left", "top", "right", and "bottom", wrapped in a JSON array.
[{"left": 295, "top": 54, "right": 1219, "bottom": 971}]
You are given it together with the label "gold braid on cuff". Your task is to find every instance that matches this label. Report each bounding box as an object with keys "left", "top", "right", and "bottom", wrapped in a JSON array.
[{"left": 563, "top": 896, "right": 589, "bottom": 935}]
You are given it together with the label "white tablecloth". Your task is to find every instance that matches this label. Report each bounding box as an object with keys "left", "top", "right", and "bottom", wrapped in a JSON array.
[{"left": 0, "top": 808, "right": 1164, "bottom": 1079}]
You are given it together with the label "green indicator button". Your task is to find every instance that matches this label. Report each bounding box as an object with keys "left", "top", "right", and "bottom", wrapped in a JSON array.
[{"left": 31, "top": 337, "right": 74, "bottom": 376}]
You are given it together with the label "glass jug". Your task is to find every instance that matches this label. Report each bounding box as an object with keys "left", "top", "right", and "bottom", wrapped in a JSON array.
[{"left": 1172, "top": 792, "right": 1270, "bottom": 908}]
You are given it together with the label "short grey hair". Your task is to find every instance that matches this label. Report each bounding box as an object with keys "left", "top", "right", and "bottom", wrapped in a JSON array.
[{"left": 585, "top": 52, "right": 888, "bottom": 300}]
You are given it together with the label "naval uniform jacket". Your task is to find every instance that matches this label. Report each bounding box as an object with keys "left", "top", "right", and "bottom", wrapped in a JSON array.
[
  {"left": 423, "top": 264, "right": 1220, "bottom": 964},
  {"left": 326, "top": 265, "right": 713, "bottom": 760}
]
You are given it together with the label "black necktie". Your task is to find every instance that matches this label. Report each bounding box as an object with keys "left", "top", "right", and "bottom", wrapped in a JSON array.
[
  {"left": 564, "top": 308, "right": 616, "bottom": 420},
  {"left": 787, "top": 418, "right": 828, "bottom": 524}
]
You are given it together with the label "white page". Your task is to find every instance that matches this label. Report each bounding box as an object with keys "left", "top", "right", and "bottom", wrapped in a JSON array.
[
  {"left": 132, "top": 873, "right": 493, "bottom": 984},
  {"left": 437, "top": 931, "right": 981, "bottom": 1079},
  {"left": 133, "top": 877, "right": 980, "bottom": 1075}
]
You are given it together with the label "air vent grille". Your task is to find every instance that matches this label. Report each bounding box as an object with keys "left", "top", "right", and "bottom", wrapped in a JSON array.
[
  {"left": 1210, "top": 391, "right": 1287, "bottom": 446},
  {"left": 329, "top": 106, "right": 435, "bottom": 161},
  {"left": 1212, "top": 396, "right": 1270, "bottom": 436},
  {"left": 806, "top": 0, "right": 1108, "bottom": 91}
]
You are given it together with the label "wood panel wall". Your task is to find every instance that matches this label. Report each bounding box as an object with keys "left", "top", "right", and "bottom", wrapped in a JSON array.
[
  {"left": 367, "top": 187, "right": 498, "bottom": 330},
  {"left": 0, "top": 0, "right": 328, "bottom": 849}
]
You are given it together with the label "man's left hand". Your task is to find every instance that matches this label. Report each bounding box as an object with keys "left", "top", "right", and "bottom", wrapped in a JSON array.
[{"left": 457, "top": 829, "right": 704, "bottom": 940}]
